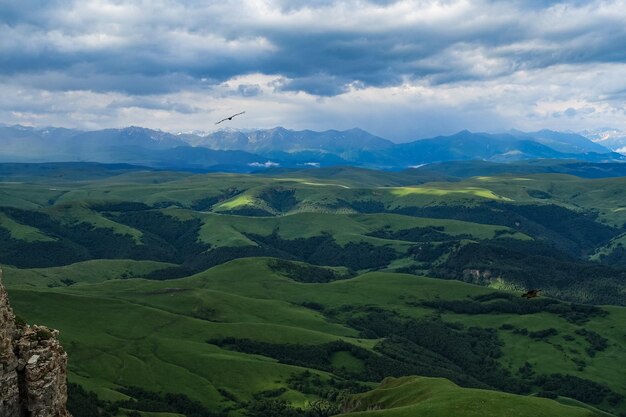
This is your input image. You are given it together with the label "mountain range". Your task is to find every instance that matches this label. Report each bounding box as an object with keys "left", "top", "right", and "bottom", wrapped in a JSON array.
[
  {"left": 580, "top": 127, "right": 626, "bottom": 154},
  {"left": 1, "top": 124, "right": 624, "bottom": 171}
]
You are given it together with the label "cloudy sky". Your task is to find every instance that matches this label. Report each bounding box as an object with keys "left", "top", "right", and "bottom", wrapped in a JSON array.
[{"left": 1, "top": 0, "right": 626, "bottom": 140}]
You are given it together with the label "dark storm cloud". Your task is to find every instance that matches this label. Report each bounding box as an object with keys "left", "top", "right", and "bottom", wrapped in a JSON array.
[
  {"left": 0, "top": 0, "right": 625, "bottom": 96},
  {"left": 4, "top": 70, "right": 204, "bottom": 95},
  {"left": 276, "top": 74, "right": 351, "bottom": 96},
  {"left": 106, "top": 97, "right": 198, "bottom": 114}
]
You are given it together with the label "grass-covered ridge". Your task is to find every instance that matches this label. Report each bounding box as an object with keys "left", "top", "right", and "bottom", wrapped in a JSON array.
[{"left": 340, "top": 376, "right": 608, "bottom": 417}]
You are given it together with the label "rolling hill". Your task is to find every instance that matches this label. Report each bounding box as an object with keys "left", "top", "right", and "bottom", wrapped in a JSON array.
[
  {"left": 1, "top": 163, "right": 625, "bottom": 417},
  {"left": 340, "top": 376, "right": 611, "bottom": 417}
]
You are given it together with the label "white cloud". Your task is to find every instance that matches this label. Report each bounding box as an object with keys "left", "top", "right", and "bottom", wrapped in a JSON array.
[
  {"left": 249, "top": 161, "right": 280, "bottom": 167},
  {"left": 0, "top": 0, "right": 625, "bottom": 138}
]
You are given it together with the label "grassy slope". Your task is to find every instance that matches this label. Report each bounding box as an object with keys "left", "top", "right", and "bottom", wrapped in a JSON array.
[
  {"left": 8, "top": 287, "right": 340, "bottom": 410},
  {"left": 459, "top": 175, "right": 626, "bottom": 226},
  {"left": 2, "top": 167, "right": 626, "bottom": 416},
  {"left": 42, "top": 203, "right": 144, "bottom": 242},
  {"left": 185, "top": 211, "right": 519, "bottom": 248},
  {"left": 5, "top": 257, "right": 625, "bottom": 415},
  {"left": 4, "top": 168, "right": 626, "bottom": 226},
  {"left": 2, "top": 259, "right": 176, "bottom": 287},
  {"left": 591, "top": 232, "right": 626, "bottom": 260},
  {"left": 2, "top": 163, "right": 624, "bottom": 225},
  {"left": 0, "top": 211, "right": 55, "bottom": 242},
  {"left": 339, "top": 376, "right": 602, "bottom": 417}
]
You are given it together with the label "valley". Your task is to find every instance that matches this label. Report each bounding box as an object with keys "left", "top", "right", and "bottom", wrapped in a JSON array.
[{"left": 1, "top": 162, "right": 625, "bottom": 417}]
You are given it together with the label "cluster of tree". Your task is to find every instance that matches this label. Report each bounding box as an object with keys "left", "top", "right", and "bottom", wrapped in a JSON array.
[
  {"left": 368, "top": 226, "right": 471, "bottom": 242},
  {"left": 258, "top": 188, "right": 298, "bottom": 212},
  {"left": 90, "top": 202, "right": 152, "bottom": 212},
  {"left": 503, "top": 326, "right": 556, "bottom": 341},
  {"left": 268, "top": 259, "right": 353, "bottom": 283},
  {"left": 599, "top": 244, "right": 626, "bottom": 267},
  {"left": 208, "top": 337, "right": 346, "bottom": 374},
  {"left": 190, "top": 187, "right": 242, "bottom": 211},
  {"left": 528, "top": 328, "right": 558, "bottom": 340},
  {"left": 253, "top": 388, "right": 287, "bottom": 400},
  {"left": 99, "top": 207, "right": 309, "bottom": 279},
  {"left": 226, "top": 207, "right": 275, "bottom": 217},
  {"left": 575, "top": 328, "right": 609, "bottom": 357},
  {"left": 348, "top": 307, "right": 623, "bottom": 407},
  {"left": 431, "top": 237, "right": 626, "bottom": 306},
  {"left": 517, "top": 361, "right": 535, "bottom": 378},
  {"left": 415, "top": 292, "right": 606, "bottom": 324},
  {"left": 247, "top": 231, "right": 399, "bottom": 270},
  {"left": 115, "top": 386, "right": 226, "bottom": 417},
  {"left": 0, "top": 226, "right": 84, "bottom": 267},
  {"left": 68, "top": 383, "right": 227, "bottom": 417},
  {"left": 207, "top": 337, "right": 441, "bottom": 383},
  {"left": 149, "top": 245, "right": 287, "bottom": 279},
  {"left": 245, "top": 399, "right": 302, "bottom": 417},
  {"left": 0, "top": 205, "right": 216, "bottom": 269},
  {"left": 151, "top": 230, "right": 401, "bottom": 278},
  {"left": 0, "top": 208, "right": 144, "bottom": 267},
  {"left": 67, "top": 384, "right": 118, "bottom": 417},
  {"left": 346, "top": 310, "right": 524, "bottom": 393},
  {"left": 392, "top": 202, "right": 620, "bottom": 256},
  {"left": 534, "top": 374, "right": 623, "bottom": 406},
  {"left": 374, "top": 336, "right": 487, "bottom": 389},
  {"left": 246, "top": 373, "right": 354, "bottom": 417},
  {"left": 287, "top": 371, "right": 368, "bottom": 401},
  {"left": 245, "top": 398, "right": 338, "bottom": 417},
  {"left": 106, "top": 210, "right": 207, "bottom": 258},
  {"left": 343, "top": 199, "right": 386, "bottom": 213},
  {"left": 0, "top": 204, "right": 386, "bottom": 277},
  {"left": 300, "top": 301, "right": 325, "bottom": 311},
  {"left": 406, "top": 241, "right": 457, "bottom": 263}
]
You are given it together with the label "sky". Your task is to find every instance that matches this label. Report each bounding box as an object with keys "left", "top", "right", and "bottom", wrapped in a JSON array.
[{"left": 1, "top": 0, "right": 626, "bottom": 141}]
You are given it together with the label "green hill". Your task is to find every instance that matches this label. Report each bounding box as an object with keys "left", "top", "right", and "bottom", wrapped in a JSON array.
[
  {"left": 1, "top": 164, "right": 626, "bottom": 416},
  {"left": 340, "top": 376, "right": 609, "bottom": 417},
  {"left": 5, "top": 257, "right": 626, "bottom": 416}
]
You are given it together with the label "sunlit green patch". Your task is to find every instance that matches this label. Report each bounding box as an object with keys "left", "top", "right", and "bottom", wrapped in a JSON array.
[
  {"left": 215, "top": 194, "right": 256, "bottom": 209},
  {"left": 386, "top": 186, "right": 513, "bottom": 201},
  {"left": 300, "top": 181, "right": 351, "bottom": 188},
  {"left": 475, "top": 176, "right": 534, "bottom": 182}
]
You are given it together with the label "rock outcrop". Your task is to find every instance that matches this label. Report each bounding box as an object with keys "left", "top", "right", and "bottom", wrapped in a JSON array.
[{"left": 0, "top": 268, "right": 71, "bottom": 417}]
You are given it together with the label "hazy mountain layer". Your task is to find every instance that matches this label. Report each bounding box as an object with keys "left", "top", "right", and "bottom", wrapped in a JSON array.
[{"left": 1, "top": 125, "right": 622, "bottom": 171}]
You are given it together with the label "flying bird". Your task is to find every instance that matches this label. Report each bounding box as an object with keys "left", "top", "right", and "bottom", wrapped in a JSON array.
[
  {"left": 215, "top": 111, "right": 245, "bottom": 125},
  {"left": 521, "top": 289, "right": 541, "bottom": 299}
]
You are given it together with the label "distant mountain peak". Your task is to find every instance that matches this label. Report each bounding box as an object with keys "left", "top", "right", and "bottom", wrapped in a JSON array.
[{"left": 580, "top": 128, "right": 626, "bottom": 155}]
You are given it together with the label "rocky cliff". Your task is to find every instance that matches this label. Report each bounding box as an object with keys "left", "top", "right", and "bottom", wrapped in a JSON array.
[{"left": 0, "top": 268, "right": 71, "bottom": 417}]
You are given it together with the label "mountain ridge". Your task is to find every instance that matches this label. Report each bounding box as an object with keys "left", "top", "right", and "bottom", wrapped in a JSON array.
[{"left": 1, "top": 124, "right": 623, "bottom": 171}]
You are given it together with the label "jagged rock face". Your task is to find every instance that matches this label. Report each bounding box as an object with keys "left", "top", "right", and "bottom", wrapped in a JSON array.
[
  {"left": 0, "top": 269, "right": 71, "bottom": 417},
  {"left": 1, "top": 271, "right": 20, "bottom": 417}
]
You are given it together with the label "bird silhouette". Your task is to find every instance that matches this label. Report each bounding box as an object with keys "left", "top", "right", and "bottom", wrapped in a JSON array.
[
  {"left": 521, "top": 289, "right": 541, "bottom": 299},
  {"left": 215, "top": 111, "right": 245, "bottom": 125}
]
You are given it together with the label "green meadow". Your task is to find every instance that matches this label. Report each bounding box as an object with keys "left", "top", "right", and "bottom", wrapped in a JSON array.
[{"left": 2, "top": 164, "right": 626, "bottom": 416}]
